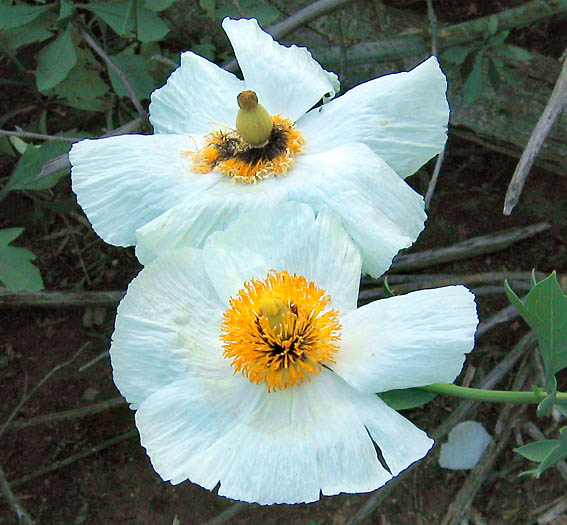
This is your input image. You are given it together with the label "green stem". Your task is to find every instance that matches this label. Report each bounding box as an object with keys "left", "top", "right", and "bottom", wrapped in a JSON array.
[{"left": 419, "top": 383, "right": 567, "bottom": 404}]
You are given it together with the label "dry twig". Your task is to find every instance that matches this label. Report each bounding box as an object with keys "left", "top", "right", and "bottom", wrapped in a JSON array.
[
  {"left": 0, "top": 129, "right": 81, "bottom": 142},
  {"left": 205, "top": 502, "right": 248, "bottom": 525},
  {"left": 0, "top": 462, "right": 33, "bottom": 525},
  {"left": 503, "top": 50, "right": 567, "bottom": 215}
]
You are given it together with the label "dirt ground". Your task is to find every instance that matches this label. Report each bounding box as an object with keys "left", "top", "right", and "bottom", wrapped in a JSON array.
[{"left": 1, "top": 1, "right": 567, "bottom": 524}]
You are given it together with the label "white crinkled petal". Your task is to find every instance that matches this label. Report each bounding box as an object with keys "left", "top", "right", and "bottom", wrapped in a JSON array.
[
  {"left": 149, "top": 51, "right": 244, "bottom": 134},
  {"left": 332, "top": 286, "right": 479, "bottom": 393},
  {"left": 70, "top": 134, "right": 221, "bottom": 246},
  {"left": 110, "top": 248, "right": 228, "bottom": 409},
  {"left": 285, "top": 143, "right": 426, "bottom": 278},
  {"left": 298, "top": 57, "right": 449, "bottom": 178},
  {"left": 222, "top": 18, "right": 339, "bottom": 122},
  {"left": 135, "top": 369, "right": 431, "bottom": 504},
  {"left": 135, "top": 177, "right": 288, "bottom": 266},
  {"left": 202, "top": 202, "right": 361, "bottom": 313}
]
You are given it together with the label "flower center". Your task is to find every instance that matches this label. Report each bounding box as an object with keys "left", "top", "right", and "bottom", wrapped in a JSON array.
[
  {"left": 191, "top": 91, "right": 304, "bottom": 184},
  {"left": 221, "top": 270, "right": 341, "bottom": 391}
]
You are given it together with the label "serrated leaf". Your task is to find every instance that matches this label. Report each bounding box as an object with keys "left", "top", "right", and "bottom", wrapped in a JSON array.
[
  {"left": 136, "top": 3, "right": 169, "bottom": 42},
  {"left": 379, "top": 388, "right": 437, "bottom": 410},
  {"left": 463, "top": 51, "right": 484, "bottom": 104},
  {"left": 506, "top": 272, "right": 567, "bottom": 383},
  {"left": 0, "top": 4, "right": 52, "bottom": 30},
  {"left": 487, "top": 14, "right": 499, "bottom": 36},
  {"left": 0, "top": 228, "right": 44, "bottom": 291},
  {"left": 441, "top": 45, "right": 473, "bottom": 66},
  {"left": 36, "top": 26, "right": 77, "bottom": 91},
  {"left": 144, "top": 0, "right": 177, "bottom": 11},
  {"left": 2, "top": 140, "right": 72, "bottom": 194},
  {"left": 87, "top": 1, "right": 136, "bottom": 37}
]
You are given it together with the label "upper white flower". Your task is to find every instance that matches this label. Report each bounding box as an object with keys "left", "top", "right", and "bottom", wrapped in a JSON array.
[
  {"left": 70, "top": 18, "right": 449, "bottom": 277},
  {"left": 111, "top": 203, "right": 478, "bottom": 505}
]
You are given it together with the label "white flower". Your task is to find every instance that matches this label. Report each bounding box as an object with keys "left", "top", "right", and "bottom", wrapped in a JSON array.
[
  {"left": 70, "top": 18, "right": 449, "bottom": 277},
  {"left": 110, "top": 203, "right": 478, "bottom": 505}
]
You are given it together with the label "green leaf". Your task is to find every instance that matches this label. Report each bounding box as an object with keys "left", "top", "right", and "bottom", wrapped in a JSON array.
[
  {"left": 107, "top": 50, "right": 156, "bottom": 100},
  {"left": 199, "top": 0, "right": 215, "bottom": 17},
  {"left": 144, "top": 0, "right": 177, "bottom": 11},
  {"left": 463, "top": 51, "right": 484, "bottom": 104},
  {"left": 87, "top": 1, "right": 136, "bottom": 37},
  {"left": 486, "top": 30, "right": 509, "bottom": 47},
  {"left": 505, "top": 272, "right": 567, "bottom": 382},
  {"left": 35, "top": 27, "right": 78, "bottom": 92},
  {"left": 525, "top": 427, "right": 567, "bottom": 478},
  {"left": 379, "top": 388, "right": 438, "bottom": 410},
  {"left": 49, "top": 48, "right": 110, "bottom": 111},
  {"left": 136, "top": 2, "right": 169, "bottom": 42},
  {"left": 487, "top": 14, "right": 499, "bottom": 36},
  {"left": 2, "top": 140, "right": 72, "bottom": 194},
  {"left": 0, "top": 14, "right": 54, "bottom": 51},
  {"left": 487, "top": 56, "right": 501, "bottom": 92},
  {"left": 0, "top": 4, "right": 52, "bottom": 30},
  {"left": 0, "top": 228, "right": 44, "bottom": 291},
  {"left": 441, "top": 45, "right": 474, "bottom": 66},
  {"left": 514, "top": 440, "right": 558, "bottom": 462},
  {"left": 497, "top": 44, "right": 533, "bottom": 63},
  {"left": 58, "top": 0, "right": 75, "bottom": 20},
  {"left": 214, "top": 0, "right": 280, "bottom": 25}
]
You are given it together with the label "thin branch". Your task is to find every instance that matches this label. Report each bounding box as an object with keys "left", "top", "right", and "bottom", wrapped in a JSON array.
[
  {"left": 476, "top": 303, "right": 520, "bottom": 338},
  {"left": 535, "top": 495, "right": 567, "bottom": 524},
  {"left": 425, "top": 147, "right": 445, "bottom": 209},
  {"left": 390, "top": 222, "right": 551, "bottom": 272},
  {"left": 81, "top": 30, "right": 147, "bottom": 119},
  {"left": 9, "top": 430, "right": 137, "bottom": 488},
  {"left": 7, "top": 397, "right": 124, "bottom": 431},
  {"left": 38, "top": 117, "right": 145, "bottom": 179},
  {"left": 503, "top": 50, "right": 567, "bottom": 215},
  {"left": 0, "top": 289, "right": 124, "bottom": 308},
  {"left": 0, "top": 129, "right": 81, "bottom": 142},
  {"left": 223, "top": 0, "right": 353, "bottom": 72},
  {"left": 205, "top": 502, "right": 247, "bottom": 525},
  {"left": 150, "top": 54, "right": 178, "bottom": 69},
  {"left": 0, "top": 344, "right": 89, "bottom": 442},
  {"left": 0, "top": 462, "right": 33, "bottom": 525},
  {"left": 426, "top": 0, "right": 439, "bottom": 56}
]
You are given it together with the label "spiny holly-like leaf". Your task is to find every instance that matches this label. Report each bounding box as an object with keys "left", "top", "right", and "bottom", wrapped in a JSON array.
[
  {"left": 0, "top": 228, "right": 44, "bottom": 291},
  {"left": 505, "top": 271, "right": 567, "bottom": 383}
]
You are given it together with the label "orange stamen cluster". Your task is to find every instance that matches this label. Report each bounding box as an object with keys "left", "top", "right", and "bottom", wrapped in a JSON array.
[
  {"left": 191, "top": 115, "right": 304, "bottom": 183},
  {"left": 221, "top": 270, "right": 341, "bottom": 391}
]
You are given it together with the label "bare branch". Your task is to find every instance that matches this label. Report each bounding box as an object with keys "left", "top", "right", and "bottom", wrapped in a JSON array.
[
  {"left": 0, "top": 129, "right": 81, "bottom": 142},
  {"left": 205, "top": 502, "right": 247, "bottom": 525},
  {"left": 0, "top": 462, "right": 33, "bottom": 525},
  {"left": 81, "top": 30, "right": 147, "bottom": 119},
  {"left": 0, "top": 289, "right": 124, "bottom": 308},
  {"left": 503, "top": 50, "right": 567, "bottom": 214}
]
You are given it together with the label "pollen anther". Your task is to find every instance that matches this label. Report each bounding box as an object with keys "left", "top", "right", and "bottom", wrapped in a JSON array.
[{"left": 221, "top": 271, "right": 341, "bottom": 391}]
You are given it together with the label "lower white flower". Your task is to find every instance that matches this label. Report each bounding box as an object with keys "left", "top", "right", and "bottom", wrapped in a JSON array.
[{"left": 111, "top": 203, "right": 478, "bottom": 505}]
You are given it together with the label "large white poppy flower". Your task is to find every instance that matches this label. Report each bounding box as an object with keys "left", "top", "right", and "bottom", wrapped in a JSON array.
[
  {"left": 111, "top": 203, "right": 478, "bottom": 505},
  {"left": 70, "top": 18, "right": 449, "bottom": 277}
]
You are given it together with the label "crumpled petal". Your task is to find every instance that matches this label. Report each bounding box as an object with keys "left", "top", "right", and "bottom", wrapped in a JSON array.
[
  {"left": 222, "top": 18, "right": 339, "bottom": 122},
  {"left": 285, "top": 142, "right": 426, "bottom": 277},
  {"left": 135, "top": 177, "right": 288, "bottom": 266},
  {"left": 110, "top": 248, "right": 227, "bottom": 409},
  {"left": 70, "top": 133, "right": 221, "bottom": 246},
  {"left": 298, "top": 57, "right": 448, "bottom": 178},
  {"left": 149, "top": 51, "right": 244, "bottom": 135},
  {"left": 203, "top": 203, "right": 361, "bottom": 314},
  {"left": 332, "top": 286, "right": 478, "bottom": 394},
  {"left": 135, "top": 369, "right": 432, "bottom": 504}
]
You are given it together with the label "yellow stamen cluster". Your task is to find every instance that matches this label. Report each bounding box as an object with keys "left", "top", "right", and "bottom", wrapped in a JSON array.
[
  {"left": 190, "top": 115, "right": 304, "bottom": 183},
  {"left": 221, "top": 270, "right": 341, "bottom": 391}
]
